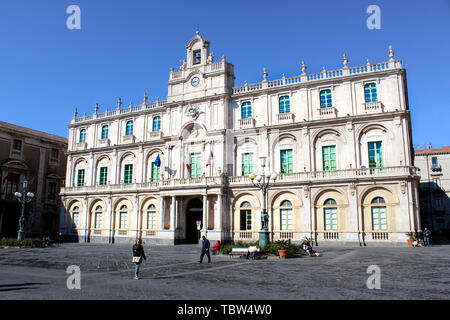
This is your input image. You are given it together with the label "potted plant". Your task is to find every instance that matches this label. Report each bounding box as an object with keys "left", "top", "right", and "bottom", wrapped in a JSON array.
[
  {"left": 277, "top": 240, "right": 290, "bottom": 259},
  {"left": 405, "top": 232, "right": 416, "bottom": 247}
]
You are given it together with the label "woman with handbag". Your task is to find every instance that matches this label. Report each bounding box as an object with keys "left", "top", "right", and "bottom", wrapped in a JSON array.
[{"left": 132, "top": 238, "right": 146, "bottom": 279}]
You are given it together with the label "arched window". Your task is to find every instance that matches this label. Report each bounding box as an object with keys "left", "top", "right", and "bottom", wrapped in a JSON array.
[
  {"left": 279, "top": 96, "right": 290, "bottom": 114},
  {"left": 371, "top": 197, "right": 386, "bottom": 230},
  {"left": 240, "top": 201, "right": 252, "bottom": 231},
  {"left": 364, "top": 83, "right": 378, "bottom": 103},
  {"left": 280, "top": 200, "right": 293, "bottom": 230},
  {"left": 79, "top": 129, "right": 86, "bottom": 143},
  {"left": 72, "top": 206, "right": 80, "bottom": 229},
  {"left": 324, "top": 199, "right": 338, "bottom": 230},
  {"left": 320, "top": 89, "right": 332, "bottom": 108},
  {"left": 119, "top": 205, "right": 128, "bottom": 229},
  {"left": 94, "top": 205, "right": 103, "bottom": 229},
  {"left": 125, "top": 120, "right": 134, "bottom": 136},
  {"left": 241, "top": 101, "right": 252, "bottom": 119},
  {"left": 152, "top": 116, "right": 161, "bottom": 132},
  {"left": 101, "top": 125, "right": 109, "bottom": 139},
  {"left": 147, "top": 204, "right": 157, "bottom": 230}
]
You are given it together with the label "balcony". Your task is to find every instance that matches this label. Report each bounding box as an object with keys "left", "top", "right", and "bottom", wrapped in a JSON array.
[
  {"left": 318, "top": 107, "right": 337, "bottom": 118},
  {"left": 363, "top": 101, "right": 383, "bottom": 113},
  {"left": 277, "top": 112, "right": 294, "bottom": 123},
  {"left": 239, "top": 118, "right": 255, "bottom": 129},
  {"left": 97, "top": 138, "right": 110, "bottom": 147},
  {"left": 76, "top": 142, "right": 87, "bottom": 150},
  {"left": 148, "top": 131, "right": 163, "bottom": 140},
  {"left": 122, "top": 134, "right": 135, "bottom": 144},
  {"left": 431, "top": 164, "right": 442, "bottom": 172}
]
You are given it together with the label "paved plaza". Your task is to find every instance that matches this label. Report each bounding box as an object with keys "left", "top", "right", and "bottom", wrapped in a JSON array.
[{"left": 0, "top": 243, "right": 449, "bottom": 300}]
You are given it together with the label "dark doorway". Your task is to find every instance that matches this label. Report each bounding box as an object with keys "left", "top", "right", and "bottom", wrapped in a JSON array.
[{"left": 185, "top": 198, "right": 203, "bottom": 244}]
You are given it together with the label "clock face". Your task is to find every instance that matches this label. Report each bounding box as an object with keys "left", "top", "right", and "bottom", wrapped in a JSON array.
[{"left": 191, "top": 76, "right": 200, "bottom": 87}]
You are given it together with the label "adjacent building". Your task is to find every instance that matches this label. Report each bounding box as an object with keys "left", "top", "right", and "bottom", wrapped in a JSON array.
[
  {"left": 415, "top": 146, "right": 450, "bottom": 232},
  {"left": 0, "top": 121, "right": 67, "bottom": 238},
  {"left": 60, "top": 32, "right": 420, "bottom": 245}
]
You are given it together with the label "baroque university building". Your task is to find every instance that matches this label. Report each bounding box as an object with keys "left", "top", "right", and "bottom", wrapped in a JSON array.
[{"left": 60, "top": 33, "right": 421, "bottom": 245}]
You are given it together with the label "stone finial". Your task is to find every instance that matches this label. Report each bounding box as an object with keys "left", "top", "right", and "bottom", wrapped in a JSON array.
[
  {"left": 94, "top": 103, "right": 99, "bottom": 114},
  {"left": 143, "top": 92, "right": 148, "bottom": 104},
  {"left": 263, "top": 67, "right": 268, "bottom": 81},
  {"left": 301, "top": 61, "right": 307, "bottom": 74},
  {"left": 389, "top": 45, "right": 395, "bottom": 61},
  {"left": 342, "top": 53, "right": 348, "bottom": 68},
  {"left": 73, "top": 107, "right": 78, "bottom": 118},
  {"left": 170, "top": 66, "right": 174, "bottom": 72},
  {"left": 222, "top": 54, "right": 226, "bottom": 61},
  {"left": 117, "top": 97, "right": 122, "bottom": 109},
  {"left": 282, "top": 73, "right": 285, "bottom": 79},
  {"left": 366, "top": 59, "right": 371, "bottom": 66}
]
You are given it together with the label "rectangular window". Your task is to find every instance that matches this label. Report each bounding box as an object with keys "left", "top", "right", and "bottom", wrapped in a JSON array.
[
  {"left": 99, "top": 167, "right": 108, "bottom": 185},
  {"left": 101, "top": 125, "right": 109, "bottom": 139},
  {"left": 147, "top": 212, "right": 156, "bottom": 230},
  {"left": 372, "top": 207, "right": 387, "bottom": 230},
  {"left": 12, "top": 139, "right": 22, "bottom": 151},
  {"left": 281, "top": 209, "right": 293, "bottom": 230},
  {"left": 280, "top": 149, "right": 293, "bottom": 174},
  {"left": 240, "top": 210, "right": 252, "bottom": 231},
  {"left": 368, "top": 141, "right": 383, "bottom": 168},
  {"left": 119, "top": 213, "right": 128, "bottom": 229},
  {"left": 77, "top": 169, "right": 85, "bottom": 187},
  {"left": 435, "top": 198, "right": 443, "bottom": 210},
  {"left": 151, "top": 162, "right": 160, "bottom": 182},
  {"left": 242, "top": 153, "right": 254, "bottom": 176},
  {"left": 124, "top": 164, "right": 133, "bottom": 184},
  {"left": 95, "top": 213, "right": 102, "bottom": 229},
  {"left": 189, "top": 153, "right": 202, "bottom": 178},
  {"left": 324, "top": 208, "right": 338, "bottom": 230},
  {"left": 51, "top": 148, "right": 59, "bottom": 161},
  {"left": 431, "top": 157, "right": 438, "bottom": 166},
  {"left": 194, "top": 50, "right": 201, "bottom": 64},
  {"left": 322, "top": 146, "right": 336, "bottom": 171},
  {"left": 72, "top": 212, "right": 79, "bottom": 228},
  {"left": 48, "top": 182, "right": 57, "bottom": 201}
]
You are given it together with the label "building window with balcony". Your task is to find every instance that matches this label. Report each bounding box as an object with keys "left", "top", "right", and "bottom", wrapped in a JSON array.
[
  {"left": 79, "top": 129, "right": 86, "bottom": 143},
  {"left": 147, "top": 204, "right": 157, "bottom": 230},
  {"left": 12, "top": 139, "right": 22, "bottom": 154},
  {"left": 99, "top": 167, "right": 108, "bottom": 185},
  {"left": 322, "top": 146, "right": 336, "bottom": 171},
  {"left": 280, "top": 200, "right": 293, "bottom": 230},
  {"left": 125, "top": 120, "right": 134, "bottom": 136},
  {"left": 124, "top": 164, "right": 133, "bottom": 184},
  {"left": 371, "top": 197, "right": 387, "bottom": 231},
  {"left": 241, "top": 101, "right": 252, "bottom": 120},
  {"left": 51, "top": 148, "right": 59, "bottom": 161},
  {"left": 280, "top": 149, "right": 293, "bottom": 174},
  {"left": 47, "top": 182, "right": 57, "bottom": 201},
  {"left": 152, "top": 116, "right": 161, "bottom": 132},
  {"left": 189, "top": 153, "right": 202, "bottom": 178},
  {"left": 242, "top": 153, "right": 254, "bottom": 176},
  {"left": 151, "top": 161, "right": 160, "bottom": 182},
  {"left": 279, "top": 96, "right": 290, "bottom": 114},
  {"left": 94, "top": 206, "right": 103, "bottom": 229},
  {"left": 77, "top": 169, "right": 85, "bottom": 187},
  {"left": 72, "top": 207, "right": 80, "bottom": 229},
  {"left": 324, "top": 199, "right": 338, "bottom": 230},
  {"left": 368, "top": 141, "right": 383, "bottom": 168},
  {"left": 320, "top": 89, "right": 332, "bottom": 108},
  {"left": 119, "top": 205, "right": 128, "bottom": 229},
  {"left": 240, "top": 202, "right": 252, "bottom": 231},
  {"left": 101, "top": 125, "right": 109, "bottom": 139},
  {"left": 364, "top": 83, "right": 378, "bottom": 103},
  {"left": 4, "top": 173, "right": 19, "bottom": 198}
]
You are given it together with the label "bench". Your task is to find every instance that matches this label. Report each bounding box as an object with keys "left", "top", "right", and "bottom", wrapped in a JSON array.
[{"left": 229, "top": 247, "right": 249, "bottom": 257}]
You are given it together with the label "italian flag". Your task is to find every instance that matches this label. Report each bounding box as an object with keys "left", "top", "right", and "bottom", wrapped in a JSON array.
[
  {"left": 185, "top": 153, "right": 190, "bottom": 172},
  {"left": 206, "top": 150, "right": 213, "bottom": 167}
]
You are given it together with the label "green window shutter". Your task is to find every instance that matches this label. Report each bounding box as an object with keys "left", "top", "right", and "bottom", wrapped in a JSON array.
[
  {"left": 151, "top": 162, "right": 160, "bottom": 182},
  {"left": 324, "top": 208, "right": 338, "bottom": 230},
  {"left": 372, "top": 206, "right": 387, "bottom": 231},
  {"left": 242, "top": 153, "right": 254, "bottom": 176},
  {"left": 99, "top": 167, "right": 107, "bottom": 185},
  {"left": 281, "top": 149, "right": 293, "bottom": 174},
  {"left": 281, "top": 209, "right": 293, "bottom": 230},
  {"left": 77, "top": 169, "right": 85, "bottom": 187},
  {"left": 190, "top": 153, "right": 201, "bottom": 178},
  {"left": 323, "top": 146, "right": 336, "bottom": 171},
  {"left": 368, "top": 141, "right": 383, "bottom": 168},
  {"left": 124, "top": 164, "right": 133, "bottom": 184}
]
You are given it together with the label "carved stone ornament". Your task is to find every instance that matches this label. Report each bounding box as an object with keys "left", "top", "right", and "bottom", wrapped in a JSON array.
[{"left": 185, "top": 105, "right": 201, "bottom": 120}]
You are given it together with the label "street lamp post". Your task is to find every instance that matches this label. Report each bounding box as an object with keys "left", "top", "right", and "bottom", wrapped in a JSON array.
[
  {"left": 14, "top": 180, "right": 35, "bottom": 241},
  {"left": 249, "top": 156, "right": 278, "bottom": 247}
]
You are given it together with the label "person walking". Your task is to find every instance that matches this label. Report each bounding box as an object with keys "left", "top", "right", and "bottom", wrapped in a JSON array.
[
  {"left": 198, "top": 235, "right": 211, "bottom": 263},
  {"left": 132, "top": 238, "right": 146, "bottom": 279},
  {"left": 423, "top": 228, "right": 432, "bottom": 246}
]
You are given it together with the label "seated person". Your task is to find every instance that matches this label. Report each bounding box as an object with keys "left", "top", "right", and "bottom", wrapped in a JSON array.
[
  {"left": 302, "top": 239, "right": 321, "bottom": 257},
  {"left": 211, "top": 241, "right": 221, "bottom": 255},
  {"left": 247, "top": 246, "right": 260, "bottom": 259}
]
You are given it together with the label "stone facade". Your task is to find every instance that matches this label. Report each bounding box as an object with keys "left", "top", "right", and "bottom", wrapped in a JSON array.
[
  {"left": 415, "top": 147, "right": 450, "bottom": 232},
  {"left": 60, "top": 33, "right": 420, "bottom": 245},
  {"left": 0, "top": 121, "right": 67, "bottom": 238}
]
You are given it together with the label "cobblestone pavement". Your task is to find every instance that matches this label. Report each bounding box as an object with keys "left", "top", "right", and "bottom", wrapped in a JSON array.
[{"left": 0, "top": 243, "right": 449, "bottom": 300}]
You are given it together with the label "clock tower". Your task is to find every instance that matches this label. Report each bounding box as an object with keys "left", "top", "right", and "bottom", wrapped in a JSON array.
[{"left": 167, "top": 31, "right": 235, "bottom": 103}]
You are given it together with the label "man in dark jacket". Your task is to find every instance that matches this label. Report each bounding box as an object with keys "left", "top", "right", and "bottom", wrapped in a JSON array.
[
  {"left": 198, "top": 236, "right": 211, "bottom": 263},
  {"left": 132, "top": 238, "right": 146, "bottom": 279}
]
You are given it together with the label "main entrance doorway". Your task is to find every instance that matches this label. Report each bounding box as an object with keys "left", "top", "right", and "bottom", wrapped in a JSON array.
[{"left": 185, "top": 198, "right": 203, "bottom": 244}]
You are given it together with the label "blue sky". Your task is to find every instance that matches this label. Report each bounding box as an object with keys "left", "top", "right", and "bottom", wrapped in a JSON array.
[{"left": 1, "top": 0, "right": 449, "bottom": 148}]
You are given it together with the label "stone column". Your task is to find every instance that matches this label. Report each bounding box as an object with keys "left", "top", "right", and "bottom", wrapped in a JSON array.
[
  {"left": 83, "top": 197, "right": 89, "bottom": 243},
  {"left": 202, "top": 194, "right": 208, "bottom": 231},
  {"left": 159, "top": 196, "right": 165, "bottom": 230},
  {"left": 217, "top": 194, "right": 222, "bottom": 235},
  {"left": 108, "top": 196, "right": 114, "bottom": 243},
  {"left": 170, "top": 196, "right": 176, "bottom": 230}
]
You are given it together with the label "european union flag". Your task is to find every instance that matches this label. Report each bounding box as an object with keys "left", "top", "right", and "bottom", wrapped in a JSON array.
[{"left": 155, "top": 154, "right": 161, "bottom": 167}]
